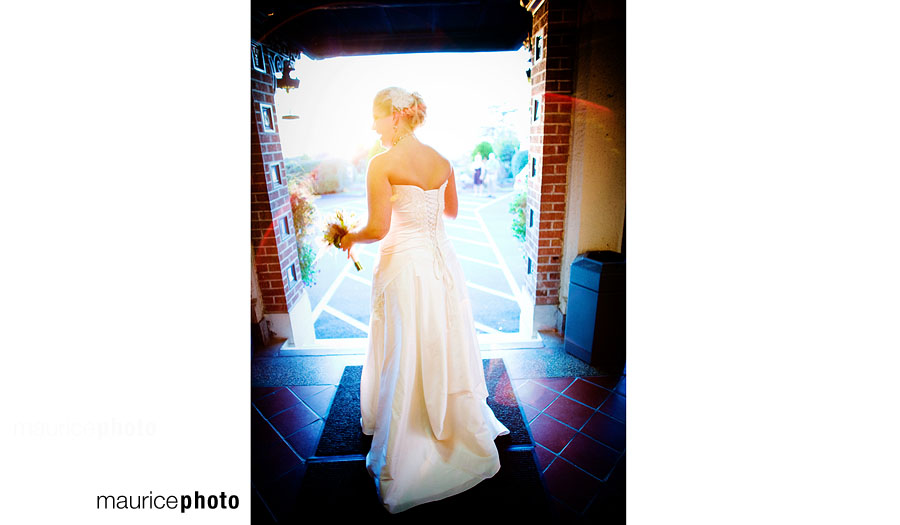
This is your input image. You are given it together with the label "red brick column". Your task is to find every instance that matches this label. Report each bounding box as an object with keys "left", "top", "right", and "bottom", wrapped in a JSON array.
[
  {"left": 250, "top": 43, "right": 301, "bottom": 315},
  {"left": 525, "top": 0, "right": 577, "bottom": 308}
]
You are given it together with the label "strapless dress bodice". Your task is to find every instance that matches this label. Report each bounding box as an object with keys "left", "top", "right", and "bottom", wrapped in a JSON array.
[{"left": 379, "top": 179, "right": 452, "bottom": 285}]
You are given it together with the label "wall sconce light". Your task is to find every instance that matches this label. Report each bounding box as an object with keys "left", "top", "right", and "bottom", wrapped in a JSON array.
[{"left": 277, "top": 57, "right": 300, "bottom": 120}]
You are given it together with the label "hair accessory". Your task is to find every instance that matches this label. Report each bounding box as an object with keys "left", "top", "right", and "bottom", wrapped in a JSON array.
[{"left": 385, "top": 87, "right": 415, "bottom": 110}]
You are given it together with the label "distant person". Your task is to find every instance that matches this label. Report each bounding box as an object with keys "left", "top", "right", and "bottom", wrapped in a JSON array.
[
  {"left": 471, "top": 153, "right": 485, "bottom": 196},
  {"left": 484, "top": 152, "right": 501, "bottom": 198}
]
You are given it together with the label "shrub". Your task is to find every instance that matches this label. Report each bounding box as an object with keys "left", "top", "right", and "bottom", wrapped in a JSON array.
[
  {"left": 308, "top": 159, "right": 351, "bottom": 195},
  {"left": 297, "top": 242, "right": 318, "bottom": 287},
  {"left": 511, "top": 149, "right": 528, "bottom": 176},
  {"left": 308, "top": 168, "right": 336, "bottom": 195},
  {"left": 367, "top": 139, "right": 387, "bottom": 161},
  {"left": 494, "top": 138, "right": 518, "bottom": 163},
  {"left": 284, "top": 155, "right": 317, "bottom": 180},
  {"left": 289, "top": 177, "right": 320, "bottom": 287},
  {"left": 508, "top": 190, "right": 527, "bottom": 242}
]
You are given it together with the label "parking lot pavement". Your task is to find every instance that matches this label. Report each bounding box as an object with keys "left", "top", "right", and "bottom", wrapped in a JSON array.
[{"left": 305, "top": 184, "right": 525, "bottom": 340}]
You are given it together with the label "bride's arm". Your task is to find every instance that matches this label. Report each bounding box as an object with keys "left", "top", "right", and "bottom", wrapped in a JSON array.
[
  {"left": 443, "top": 164, "right": 458, "bottom": 219},
  {"left": 341, "top": 157, "right": 392, "bottom": 250}
]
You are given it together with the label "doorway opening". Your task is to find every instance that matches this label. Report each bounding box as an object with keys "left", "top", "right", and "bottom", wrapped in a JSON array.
[{"left": 273, "top": 50, "right": 542, "bottom": 354}]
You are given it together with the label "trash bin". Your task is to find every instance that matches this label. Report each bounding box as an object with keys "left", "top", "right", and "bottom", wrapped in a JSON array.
[{"left": 564, "top": 250, "right": 625, "bottom": 371}]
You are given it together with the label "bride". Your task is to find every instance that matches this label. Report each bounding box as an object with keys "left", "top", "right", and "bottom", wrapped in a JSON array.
[{"left": 339, "top": 87, "right": 509, "bottom": 514}]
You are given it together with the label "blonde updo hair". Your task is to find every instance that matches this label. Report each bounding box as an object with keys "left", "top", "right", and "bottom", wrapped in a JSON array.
[{"left": 373, "top": 87, "right": 427, "bottom": 130}]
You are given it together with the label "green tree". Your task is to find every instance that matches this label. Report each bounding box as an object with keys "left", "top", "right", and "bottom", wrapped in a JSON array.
[{"left": 471, "top": 141, "right": 493, "bottom": 160}]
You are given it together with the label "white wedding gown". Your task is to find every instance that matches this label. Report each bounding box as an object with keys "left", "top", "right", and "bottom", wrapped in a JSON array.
[{"left": 360, "top": 178, "right": 509, "bottom": 514}]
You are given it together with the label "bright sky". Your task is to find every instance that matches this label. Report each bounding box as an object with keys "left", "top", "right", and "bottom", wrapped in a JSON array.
[{"left": 273, "top": 49, "right": 532, "bottom": 162}]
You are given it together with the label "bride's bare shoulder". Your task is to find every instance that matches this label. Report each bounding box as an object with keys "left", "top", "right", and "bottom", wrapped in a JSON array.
[
  {"left": 367, "top": 150, "right": 392, "bottom": 177},
  {"left": 419, "top": 143, "right": 451, "bottom": 169}
]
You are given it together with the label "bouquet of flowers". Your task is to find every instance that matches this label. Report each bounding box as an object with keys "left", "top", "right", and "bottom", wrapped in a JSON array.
[{"left": 321, "top": 210, "right": 363, "bottom": 271}]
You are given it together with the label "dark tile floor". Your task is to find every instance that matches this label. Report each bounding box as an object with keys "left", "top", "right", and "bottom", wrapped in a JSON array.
[{"left": 251, "top": 331, "right": 625, "bottom": 523}]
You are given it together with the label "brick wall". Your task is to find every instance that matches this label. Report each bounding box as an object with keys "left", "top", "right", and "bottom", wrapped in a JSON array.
[
  {"left": 250, "top": 44, "right": 301, "bottom": 314},
  {"left": 525, "top": 0, "right": 577, "bottom": 306}
]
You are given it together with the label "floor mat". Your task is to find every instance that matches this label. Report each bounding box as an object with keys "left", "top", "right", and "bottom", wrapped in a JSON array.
[
  {"left": 293, "top": 358, "right": 550, "bottom": 520},
  {"left": 314, "top": 358, "right": 531, "bottom": 457}
]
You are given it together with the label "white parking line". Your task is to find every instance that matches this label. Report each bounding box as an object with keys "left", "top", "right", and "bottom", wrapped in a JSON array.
[
  {"left": 323, "top": 305, "right": 370, "bottom": 334},
  {"left": 346, "top": 273, "right": 372, "bottom": 286},
  {"left": 456, "top": 254, "right": 502, "bottom": 268},
  {"left": 466, "top": 281, "right": 518, "bottom": 302},
  {"left": 474, "top": 192, "right": 515, "bottom": 212},
  {"left": 448, "top": 235, "right": 491, "bottom": 247},
  {"left": 445, "top": 222, "right": 484, "bottom": 233},
  {"left": 311, "top": 259, "right": 354, "bottom": 322},
  {"left": 472, "top": 193, "right": 522, "bottom": 302},
  {"left": 355, "top": 246, "right": 377, "bottom": 257}
]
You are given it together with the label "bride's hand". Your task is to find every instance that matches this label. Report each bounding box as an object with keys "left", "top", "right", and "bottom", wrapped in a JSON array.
[{"left": 341, "top": 232, "right": 356, "bottom": 255}]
